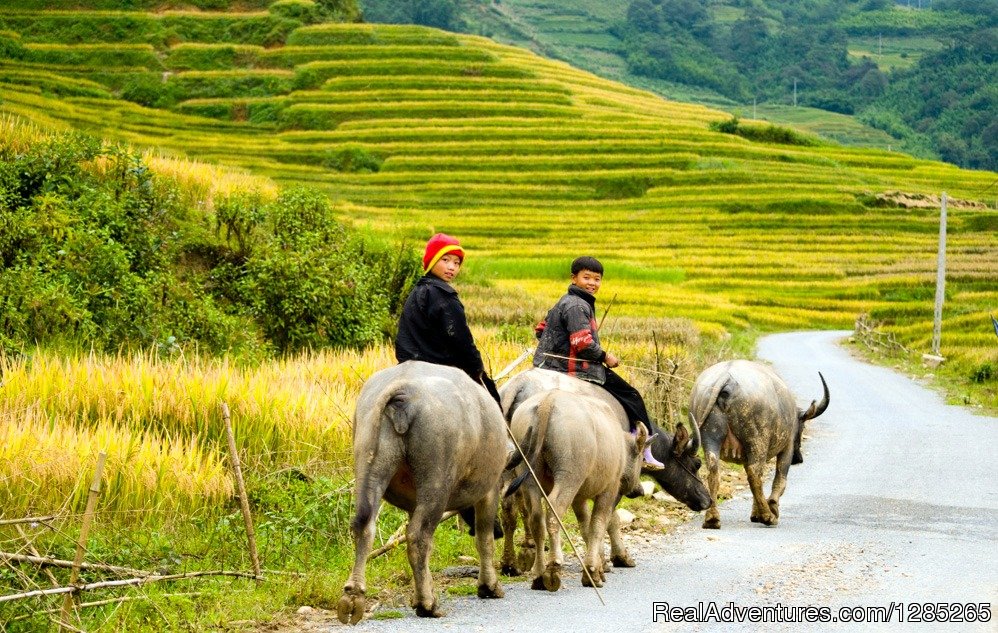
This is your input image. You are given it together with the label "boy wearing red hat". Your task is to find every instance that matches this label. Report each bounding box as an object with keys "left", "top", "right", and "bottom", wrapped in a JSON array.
[
  {"left": 533, "top": 256, "right": 665, "bottom": 470},
  {"left": 395, "top": 233, "right": 501, "bottom": 405}
]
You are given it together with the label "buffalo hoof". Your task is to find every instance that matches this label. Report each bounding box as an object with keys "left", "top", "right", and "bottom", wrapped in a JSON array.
[
  {"left": 477, "top": 582, "right": 505, "bottom": 599},
  {"left": 531, "top": 576, "right": 546, "bottom": 591},
  {"left": 336, "top": 591, "right": 366, "bottom": 625},
  {"left": 702, "top": 516, "right": 721, "bottom": 530},
  {"left": 516, "top": 547, "right": 535, "bottom": 573},
  {"left": 500, "top": 563, "right": 522, "bottom": 577},
  {"left": 414, "top": 601, "right": 444, "bottom": 618},
  {"left": 542, "top": 564, "right": 562, "bottom": 592},
  {"left": 582, "top": 565, "right": 604, "bottom": 588},
  {"left": 611, "top": 552, "right": 636, "bottom": 568},
  {"left": 768, "top": 499, "right": 781, "bottom": 519}
]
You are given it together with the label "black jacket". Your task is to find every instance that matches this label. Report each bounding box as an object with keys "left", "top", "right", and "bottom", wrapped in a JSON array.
[
  {"left": 395, "top": 275, "right": 484, "bottom": 376},
  {"left": 532, "top": 285, "right": 607, "bottom": 384}
]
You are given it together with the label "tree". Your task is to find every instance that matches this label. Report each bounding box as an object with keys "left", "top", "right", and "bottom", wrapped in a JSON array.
[{"left": 627, "top": 0, "right": 662, "bottom": 33}]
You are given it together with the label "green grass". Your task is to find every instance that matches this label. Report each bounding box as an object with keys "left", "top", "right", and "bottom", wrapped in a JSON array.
[{"left": 847, "top": 35, "right": 945, "bottom": 72}]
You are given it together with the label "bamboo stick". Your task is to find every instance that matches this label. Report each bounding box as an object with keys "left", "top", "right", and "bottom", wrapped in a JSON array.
[
  {"left": 60, "top": 450, "right": 107, "bottom": 630},
  {"left": 0, "top": 552, "right": 149, "bottom": 577},
  {"left": 369, "top": 511, "right": 457, "bottom": 560},
  {"left": 0, "top": 570, "right": 259, "bottom": 603},
  {"left": 221, "top": 402, "right": 262, "bottom": 579},
  {"left": 0, "top": 516, "right": 57, "bottom": 526}
]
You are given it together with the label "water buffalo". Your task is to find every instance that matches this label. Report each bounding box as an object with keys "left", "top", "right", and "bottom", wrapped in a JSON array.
[
  {"left": 690, "top": 360, "right": 830, "bottom": 529},
  {"left": 501, "top": 368, "right": 711, "bottom": 512},
  {"left": 337, "top": 361, "right": 508, "bottom": 624},
  {"left": 506, "top": 389, "right": 647, "bottom": 590}
]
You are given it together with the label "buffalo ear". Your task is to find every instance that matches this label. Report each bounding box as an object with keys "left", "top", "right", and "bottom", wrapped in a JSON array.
[
  {"left": 673, "top": 423, "right": 689, "bottom": 456},
  {"left": 800, "top": 399, "right": 818, "bottom": 422},
  {"left": 635, "top": 422, "right": 649, "bottom": 454}
]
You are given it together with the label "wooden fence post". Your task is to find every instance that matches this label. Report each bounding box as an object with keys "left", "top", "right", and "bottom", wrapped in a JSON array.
[
  {"left": 221, "top": 402, "right": 262, "bottom": 579},
  {"left": 59, "top": 450, "right": 107, "bottom": 631}
]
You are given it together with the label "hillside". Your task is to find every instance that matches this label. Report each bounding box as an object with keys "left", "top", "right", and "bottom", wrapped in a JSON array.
[
  {"left": 0, "top": 3, "right": 995, "bottom": 395},
  {"left": 364, "top": 0, "right": 997, "bottom": 170}
]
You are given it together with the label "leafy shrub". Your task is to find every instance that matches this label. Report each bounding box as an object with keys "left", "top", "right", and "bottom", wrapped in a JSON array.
[
  {"left": 593, "top": 176, "right": 654, "bottom": 199},
  {"left": 709, "top": 116, "right": 820, "bottom": 146},
  {"left": 169, "top": 71, "right": 294, "bottom": 100},
  {"left": 970, "top": 362, "right": 994, "bottom": 384},
  {"left": 236, "top": 187, "right": 419, "bottom": 352},
  {"left": 165, "top": 44, "right": 262, "bottom": 71},
  {"left": 321, "top": 145, "right": 384, "bottom": 173},
  {"left": 0, "top": 128, "right": 418, "bottom": 357},
  {"left": 120, "top": 74, "right": 180, "bottom": 108},
  {"left": 270, "top": 0, "right": 322, "bottom": 24},
  {"left": 0, "top": 30, "right": 24, "bottom": 59}
]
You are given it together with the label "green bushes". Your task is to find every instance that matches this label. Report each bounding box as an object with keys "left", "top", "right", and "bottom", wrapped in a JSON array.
[
  {"left": 225, "top": 187, "right": 420, "bottom": 351},
  {"left": 0, "top": 129, "right": 418, "bottom": 356},
  {"left": 0, "top": 30, "right": 23, "bottom": 59},
  {"left": 710, "top": 116, "right": 821, "bottom": 146},
  {"left": 168, "top": 71, "right": 295, "bottom": 100},
  {"left": 176, "top": 97, "right": 289, "bottom": 123},
  {"left": 321, "top": 145, "right": 385, "bottom": 172},
  {"left": 269, "top": 0, "right": 323, "bottom": 24},
  {"left": 23, "top": 43, "right": 161, "bottom": 69},
  {"left": 0, "top": 12, "right": 299, "bottom": 47},
  {"left": 165, "top": 43, "right": 262, "bottom": 71}
]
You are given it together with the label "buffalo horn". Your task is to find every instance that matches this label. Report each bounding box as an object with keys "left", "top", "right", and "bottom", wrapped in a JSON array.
[{"left": 802, "top": 372, "right": 830, "bottom": 421}]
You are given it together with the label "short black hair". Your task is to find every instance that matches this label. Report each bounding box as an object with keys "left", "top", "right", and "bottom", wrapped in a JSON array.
[{"left": 571, "top": 256, "right": 603, "bottom": 276}]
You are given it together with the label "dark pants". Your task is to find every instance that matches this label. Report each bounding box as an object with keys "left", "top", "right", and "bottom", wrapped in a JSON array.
[{"left": 602, "top": 368, "right": 657, "bottom": 434}]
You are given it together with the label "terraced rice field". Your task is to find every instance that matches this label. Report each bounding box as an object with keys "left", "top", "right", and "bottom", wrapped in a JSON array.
[{"left": 0, "top": 5, "right": 995, "bottom": 395}]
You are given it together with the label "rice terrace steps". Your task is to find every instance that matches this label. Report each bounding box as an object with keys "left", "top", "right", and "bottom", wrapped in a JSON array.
[{"left": 0, "top": 1, "right": 995, "bottom": 393}]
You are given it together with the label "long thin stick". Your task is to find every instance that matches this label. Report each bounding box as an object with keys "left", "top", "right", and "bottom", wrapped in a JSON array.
[
  {"left": 0, "top": 571, "right": 259, "bottom": 603},
  {"left": 597, "top": 293, "right": 617, "bottom": 331},
  {"left": 0, "top": 516, "right": 57, "bottom": 526},
  {"left": 221, "top": 402, "right": 262, "bottom": 580},
  {"left": 369, "top": 511, "right": 457, "bottom": 560},
  {"left": 494, "top": 348, "right": 534, "bottom": 382},
  {"left": 541, "top": 352, "right": 695, "bottom": 383},
  {"left": 1, "top": 552, "right": 150, "bottom": 577},
  {"left": 60, "top": 450, "right": 106, "bottom": 630},
  {"left": 504, "top": 424, "right": 604, "bottom": 605}
]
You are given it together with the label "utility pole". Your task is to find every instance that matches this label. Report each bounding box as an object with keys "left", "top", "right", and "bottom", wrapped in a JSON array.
[
  {"left": 878, "top": 32, "right": 882, "bottom": 56},
  {"left": 753, "top": 96, "right": 757, "bottom": 119},
  {"left": 793, "top": 78, "right": 797, "bottom": 107},
  {"left": 930, "top": 192, "right": 947, "bottom": 358}
]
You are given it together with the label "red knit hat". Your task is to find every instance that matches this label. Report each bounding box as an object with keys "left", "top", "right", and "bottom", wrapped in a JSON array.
[{"left": 422, "top": 233, "right": 465, "bottom": 273}]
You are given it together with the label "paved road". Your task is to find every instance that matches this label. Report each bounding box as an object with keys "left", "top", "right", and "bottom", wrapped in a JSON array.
[{"left": 336, "top": 331, "right": 997, "bottom": 632}]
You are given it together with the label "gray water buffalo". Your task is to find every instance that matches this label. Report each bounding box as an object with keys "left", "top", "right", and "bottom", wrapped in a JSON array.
[
  {"left": 337, "top": 361, "right": 509, "bottom": 624},
  {"left": 690, "top": 360, "right": 830, "bottom": 529},
  {"left": 506, "top": 389, "right": 647, "bottom": 590},
  {"left": 501, "top": 368, "right": 711, "bottom": 512}
]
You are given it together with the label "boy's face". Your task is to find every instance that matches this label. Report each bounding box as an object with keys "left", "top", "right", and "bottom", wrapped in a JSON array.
[
  {"left": 571, "top": 269, "right": 602, "bottom": 295},
  {"left": 430, "top": 253, "right": 462, "bottom": 283}
]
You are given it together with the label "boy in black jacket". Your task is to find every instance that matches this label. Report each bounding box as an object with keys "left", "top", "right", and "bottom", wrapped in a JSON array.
[
  {"left": 533, "top": 256, "right": 665, "bottom": 470},
  {"left": 395, "top": 233, "right": 501, "bottom": 405}
]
